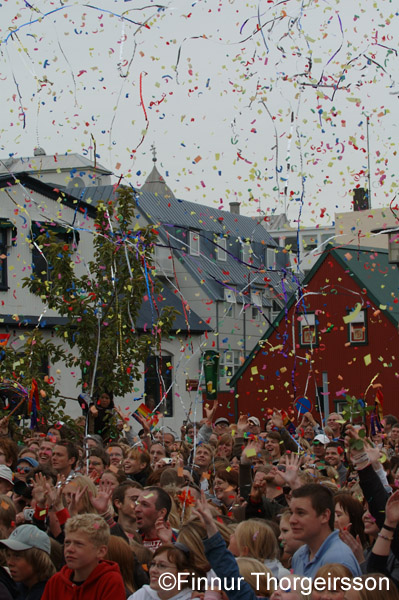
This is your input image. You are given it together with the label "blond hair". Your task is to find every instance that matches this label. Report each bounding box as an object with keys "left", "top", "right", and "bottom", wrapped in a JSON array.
[
  {"left": 235, "top": 519, "right": 279, "bottom": 560},
  {"left": 236, "top": 558, "right": 275, "bottom": 596},
  {"left": 314, "top": 563, "right": 353, "bottom": 583},
  {"left": 126, "top": 447, "right": 150, "bottom": 467},
  {"left": 65, "top": 514, "right": 110, "bottom": 547},
  {"left": 63, "top": 475, "right": 98, "bottom": 515}
]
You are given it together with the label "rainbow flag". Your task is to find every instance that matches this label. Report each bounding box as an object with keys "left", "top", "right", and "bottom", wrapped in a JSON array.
[{"left": 132, "top": 403, "right": 159, "bottom": 429}]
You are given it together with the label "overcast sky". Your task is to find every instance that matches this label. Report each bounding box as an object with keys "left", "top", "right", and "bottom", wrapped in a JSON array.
[{"left": 0, "top": 0, "right": 398, "bottom": 225}]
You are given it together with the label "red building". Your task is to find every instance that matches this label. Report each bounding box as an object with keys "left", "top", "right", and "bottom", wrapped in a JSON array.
[{"left": 230, "top": 245, "right": 399, "bottom": 421}]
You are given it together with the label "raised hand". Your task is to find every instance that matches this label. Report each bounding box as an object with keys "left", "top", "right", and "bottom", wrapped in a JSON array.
[
  {"left": 339, "top": 529, "right": 365, "bottom": 564},
  {"left": 249, "top": 478, "right": 266, "bottom": 502},
  {"left": 48, "top": 475, "right": 65, "bottom": 512},
  {"left": 271, "top": 408, "right": 284, "bottom": 429},
  {"left": 204, "top": 400, "right": 218, "bottom": 423},
  {"left": 364, "top": 444, "right": 383, "bottom": 468},
  {"left": 31, "top": 472, "right": 49, "bottom": 508},
  {"left": 89, "top": 483, "right": 113, "bottom": 515},
  {"left": 89, "top": 405, "right": 99, "bottom": 418},
  {"left": 193, "top": 491, "right": 218, "bottom": 538},
  {"left": 385, "top": 490, "right": 399, "bottom": 527},
  {"left": 66, "top": 485, "right": 87, "bottom": 517},
  {"left": 155, "top": 515, "right": 173, "bottom": 544},
  {"left": 236, "top": 415, "right": 248, "bottom": 434},
  {"left": 280, "top": 453, "right": 301, "bottom": 488}
]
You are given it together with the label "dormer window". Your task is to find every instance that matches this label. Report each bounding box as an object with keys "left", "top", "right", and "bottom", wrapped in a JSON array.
[
  {"left": 189, "top": 230, "right": 200, "bottom": 256},
  {"left": 216, "top": 237, "right": 227, "bottom": 261},
  {"left": 241, "top": 242, "right": 251, "bottom": 264}
]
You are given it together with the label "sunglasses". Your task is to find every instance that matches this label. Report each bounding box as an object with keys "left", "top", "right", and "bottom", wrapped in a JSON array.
[{"left": 16, "top": 466, "right": 31, "bottom": 474}]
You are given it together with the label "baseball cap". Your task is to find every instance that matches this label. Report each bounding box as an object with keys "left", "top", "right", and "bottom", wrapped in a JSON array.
[
  {"left": 214, "top": 417, "right": 230, "bottom": 426},
  {"left": 17, "top": 457, "right": 39, "bottom": 469},
  {"left": 248, "top": 416, "right": 260, "bottom": 427},
  {"left": 0, "top": 466, "right": 13, "bottom": 486},
  {"left": 313, "top": 434, "right": 330, "bottom": 445},
  {"left": 0, "top": 525, "right": 51, "bottom": 554}
]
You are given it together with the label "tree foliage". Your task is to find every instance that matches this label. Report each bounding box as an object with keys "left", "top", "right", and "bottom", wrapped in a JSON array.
[{"left": 21, "top": 186, "right": 178, "bottom": 409}]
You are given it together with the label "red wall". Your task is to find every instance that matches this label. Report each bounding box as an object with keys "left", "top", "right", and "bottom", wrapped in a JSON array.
[{"left": 234, "top": 254, "right": 399, "bottom": 422}]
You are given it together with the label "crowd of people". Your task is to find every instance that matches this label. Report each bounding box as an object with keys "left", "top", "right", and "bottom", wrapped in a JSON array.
[{"left": 0, "top": 391, "right": 398, "bottom": 600}]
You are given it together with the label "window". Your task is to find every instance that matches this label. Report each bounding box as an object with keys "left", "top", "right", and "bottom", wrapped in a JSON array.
[
  {"left": 224, "top": 288, "right": 236, "bottom": 317},
  {"left": 299, "top": 313, "right": 317, "bottom": 346},
  {"left": 271, "top": 299, "right": 281, "bottom": 321},
  {"left": 348, "top": 310, "right": 367, "bottom": 344},
  {"left": 0, "top": 220, "right": 16, "bottom": 291},
  {"left": 189, "top": 230, "right": 200, "bottom": 256},
  {"left": 215, "top": 237, "right": 227, "bottom": 261},
  {"left": 251, "top": 289, "right": 262, "bottom": 320},
  {"left": 0, "top": 229, "right": 8, "bottom": 290},
  {"left": 154, "top": 245, "right": 174, "bottom": 277},
  {"left": 144, "top": 355, "right": 173, "bottom": 417},
  {"left": 266, "top": 247, "right": 276, "bottom": 269},
  {"left": 301, "top": 234, "right": 318, "bottom": 253},
  {"left": 31, "top": 222, "right": 78, "bottom": 283},
  {"left": 219, "top": 350, "right": 243, "bottom": 379},
  {"left": 241, "top": 242, "right": 251, "bottom": 264}
]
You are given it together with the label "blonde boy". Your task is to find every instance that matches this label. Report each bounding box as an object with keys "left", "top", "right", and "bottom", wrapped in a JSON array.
[{"left": 42, "top": 514, "right": 125, "bottom": 599}]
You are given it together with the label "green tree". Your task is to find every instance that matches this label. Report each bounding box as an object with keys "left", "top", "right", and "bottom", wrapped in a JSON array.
[
  {"left": 0, "top": 331, "right": 77, "bottom": 437},
  {"left": 22, "top": 186, "right": 177, "bottom": 412}
]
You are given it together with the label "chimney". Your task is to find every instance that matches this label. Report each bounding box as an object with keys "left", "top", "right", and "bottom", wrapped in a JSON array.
[
  {"left": 229, "top": 201, "right": 240, "bottom": 215},
  {"left": 353, "top": 187, "right": 370, "bottom": 212}
]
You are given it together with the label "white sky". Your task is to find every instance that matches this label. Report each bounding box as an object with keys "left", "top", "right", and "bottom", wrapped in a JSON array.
[{"left": 0, "top": 0, "right": 398, "bottom": 225}]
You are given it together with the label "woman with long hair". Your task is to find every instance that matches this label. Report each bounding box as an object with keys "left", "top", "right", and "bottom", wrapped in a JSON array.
[
  {"left": 334, "top": 492, "right": 367, "bottom": 547},
  {"left": 62, "top": 475, "right": 98, "bottom": 516},
  {"left": 106, "top": 536, "right": 147, "bottom": 597}
]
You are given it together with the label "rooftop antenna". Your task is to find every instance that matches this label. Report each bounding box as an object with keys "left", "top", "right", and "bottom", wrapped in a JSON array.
[
  {"left": 366, "top": 115, "right": 372, "bottom": 208},
  {"left": 151, "top": 143, "right": 157, "bottom": 163}
]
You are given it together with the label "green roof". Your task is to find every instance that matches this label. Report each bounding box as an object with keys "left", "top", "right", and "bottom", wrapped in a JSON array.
[{"left": 230, "top": 244, "right": 399, "bottom": 386}]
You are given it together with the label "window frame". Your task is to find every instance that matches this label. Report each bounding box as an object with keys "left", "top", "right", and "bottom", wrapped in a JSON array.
[
  {"left": 219, "top": 349, "right": 243, "bottom": 380},
  {"left": 189, "top": 230, "right": 200, "bottom": 256},
  {"left": 347, "top": 309, "right": 368, "bottom": 345},
  {"left": 215, "top": 237, "right": 227, "bottom": 262},
  {"left": 0, "top": 229, "right": 9, "bottom": 291},
  {"left": 266, "top": 247, "right": 276, "bottom": 269},
  {"left": 224, "top": 288, "right": 236, "bottom": 318},
  {"left": 144, "top": 354, "right": 173, "bottom": 417},
  {"left": 241, "top": 241, "right": 251, "bottom": 264},
  {"left": 30, "top": 222, "right": 78, "bottom": 283},
  {"left": 251, "top": 289, "right": 262, "bottom": 320},
  {"left": 299, "top": 313, "right": 318, "bottom": 347}
]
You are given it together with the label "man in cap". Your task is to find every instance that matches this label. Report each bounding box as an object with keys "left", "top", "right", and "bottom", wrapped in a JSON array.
[
  {"left": 0, "top": 466, "right": 13, "bottom": 495},
  {"left": 0, "top": 524, "right": 54, "bottom": 598},
  {"left": 247, "top": 416, "right": 261, "bottom": 436},
  {"left": 214, "top": 417, "right": 230, "bottom": 436},
  {"left": 311, "top": 434, "right": 330, "bottom": 461}
]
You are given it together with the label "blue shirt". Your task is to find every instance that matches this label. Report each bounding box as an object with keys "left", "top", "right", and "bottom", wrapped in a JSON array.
[{"left": 292, "top": 530, "right": 362, "bottom": 578}]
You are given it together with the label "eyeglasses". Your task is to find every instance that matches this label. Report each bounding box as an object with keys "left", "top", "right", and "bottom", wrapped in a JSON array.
[{"left": 16, "top": 467, "right": 31, "bottom": 474}]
